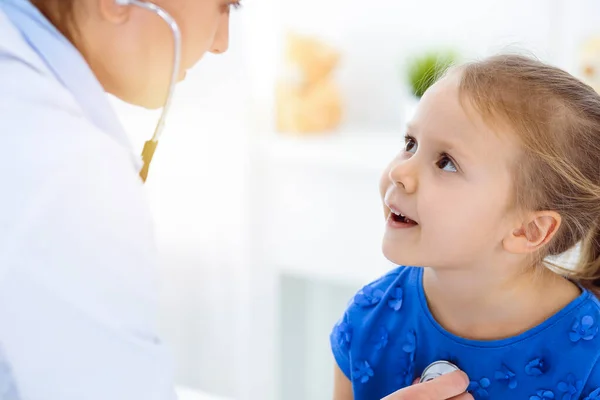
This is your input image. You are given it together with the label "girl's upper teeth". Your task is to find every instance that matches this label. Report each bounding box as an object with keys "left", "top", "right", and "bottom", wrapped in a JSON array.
[
  {"left": 392, "top": 210, "right": 406, "bottom": 217},
  {"left": 389, "top": 207, "right": 410, "bottom": 219}
]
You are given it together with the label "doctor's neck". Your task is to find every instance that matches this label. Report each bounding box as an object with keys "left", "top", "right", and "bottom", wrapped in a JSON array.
[{"left": 30, "top": 0, "right": 76, "bottom": 42}]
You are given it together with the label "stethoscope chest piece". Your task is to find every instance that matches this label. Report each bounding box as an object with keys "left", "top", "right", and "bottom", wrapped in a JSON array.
[{"left": 419, "top": 360, "right": 459, "bottom": 383}]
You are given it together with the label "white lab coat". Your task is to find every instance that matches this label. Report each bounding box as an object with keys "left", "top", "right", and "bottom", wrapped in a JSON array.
[{"left": 0, "top": 8, "right": 176, "bottom": 400}]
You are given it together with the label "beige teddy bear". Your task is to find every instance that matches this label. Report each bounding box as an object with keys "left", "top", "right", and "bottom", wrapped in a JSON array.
[
  {"left": 579, "top": 36, "right": 600, "bottom": 94},
  {"left": 276, "top": 33, "right": 343, "bottom": 134}
]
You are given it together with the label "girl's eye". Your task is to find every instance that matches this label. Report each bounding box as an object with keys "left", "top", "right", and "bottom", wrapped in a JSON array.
[
  {"left": 437, "top": 154, "right": 458, "bottom": 172},
  {"left": 404, "top": 136, "right": 417, "bottom": 154}
]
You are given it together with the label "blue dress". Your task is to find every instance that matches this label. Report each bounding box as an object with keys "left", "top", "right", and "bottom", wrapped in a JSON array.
[{"left": 330, "top": 266, "right": 600, "bottom": 400}]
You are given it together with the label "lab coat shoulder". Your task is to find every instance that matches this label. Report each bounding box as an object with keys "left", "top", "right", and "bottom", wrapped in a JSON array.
[{"left": 0, "top": 12, "right": 176, "bottom": 400}]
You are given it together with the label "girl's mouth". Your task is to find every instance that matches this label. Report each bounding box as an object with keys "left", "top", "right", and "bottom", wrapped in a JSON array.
[{"left": 387, "top": 207, "right": 419, "bottom": 229}]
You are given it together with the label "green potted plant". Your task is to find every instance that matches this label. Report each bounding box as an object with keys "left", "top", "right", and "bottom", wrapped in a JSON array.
[{"left": 403, "top": 50, "right": 459, "bottom": 123}]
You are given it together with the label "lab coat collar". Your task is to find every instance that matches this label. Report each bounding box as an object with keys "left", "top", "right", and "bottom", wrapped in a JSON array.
[{"left": 0, "top": 0, "right": 134, "bottom": 151}]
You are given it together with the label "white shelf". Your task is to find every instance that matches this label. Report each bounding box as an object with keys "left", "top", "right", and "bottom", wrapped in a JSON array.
[
  {"left": 255, "top": 131, "right": 399, "bottom": 288},
  {"left": 258, "top": 132, "right": 403, "bottom": 171},
  {"left": 257, "top": 139, "right": 396, "bottom": 287},
  {"left": 274, "top": 254, "right": 395, "bottom": 288},
  {"left": 176, "top": 387, "right": 231, "bottom": 400}
]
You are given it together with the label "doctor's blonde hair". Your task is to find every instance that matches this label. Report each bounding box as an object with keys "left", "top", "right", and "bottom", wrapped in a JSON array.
[{"left": 456, "top": 54, "right": 600, "bottom": 291}]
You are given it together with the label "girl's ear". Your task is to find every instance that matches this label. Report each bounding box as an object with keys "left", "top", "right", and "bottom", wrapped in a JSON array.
[{"left": 503, "top": 211, "right": 561, "bottom": 254}]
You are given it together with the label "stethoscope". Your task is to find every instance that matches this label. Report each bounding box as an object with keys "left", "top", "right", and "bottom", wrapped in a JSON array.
[{"left": 115, "top": 0, "right": 182, "bottom": 183}]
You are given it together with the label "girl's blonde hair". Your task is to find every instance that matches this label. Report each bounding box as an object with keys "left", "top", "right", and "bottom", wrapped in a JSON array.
[{"left": 458, "top": 54, "right": 600, "bottom": 290}]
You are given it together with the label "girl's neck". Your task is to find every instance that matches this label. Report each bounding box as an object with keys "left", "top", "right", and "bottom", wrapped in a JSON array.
[{"left": 422, "top": 263, "right": 581, "bottom": 341}]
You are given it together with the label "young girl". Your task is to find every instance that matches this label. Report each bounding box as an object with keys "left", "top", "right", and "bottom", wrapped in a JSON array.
[{"left": 331, "top": 54, "right": 600, "bottom": 400}]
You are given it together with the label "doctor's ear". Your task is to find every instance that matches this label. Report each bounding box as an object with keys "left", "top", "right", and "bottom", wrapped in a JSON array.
[{"left": 99, "top": 0, "right": 132, "bottom": 24}]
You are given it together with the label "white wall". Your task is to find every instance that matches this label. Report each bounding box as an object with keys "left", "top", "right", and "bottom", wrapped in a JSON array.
[{"left": 275, "top": 0, "right": 599, "bottom": 131}]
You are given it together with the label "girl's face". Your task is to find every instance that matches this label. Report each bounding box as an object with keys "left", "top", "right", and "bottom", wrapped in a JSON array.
[
  {"left": 379, "top": 74, "right": 523, "bottom": 271},
  {"left": 75, "top": 0, "right": 239, "bottom": 108}
]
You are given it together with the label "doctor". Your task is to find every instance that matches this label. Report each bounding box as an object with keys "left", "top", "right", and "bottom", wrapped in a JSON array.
[{"left": 0, "top": 0, "right": 471, "bottom": 399}]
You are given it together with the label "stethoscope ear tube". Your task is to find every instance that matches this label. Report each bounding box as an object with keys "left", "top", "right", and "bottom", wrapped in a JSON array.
[{"left": 118, "top": 0, "right": 182, "bottom": 183}]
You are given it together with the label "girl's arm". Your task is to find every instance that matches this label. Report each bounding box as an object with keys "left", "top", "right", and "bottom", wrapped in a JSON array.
[{"left": 333, "top": 364, "right": 354, "bottom": 400}]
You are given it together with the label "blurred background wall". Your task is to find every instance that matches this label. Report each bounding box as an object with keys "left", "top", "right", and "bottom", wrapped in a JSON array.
[{"left": 111, "top": 1, "right": 600, "bottom": 398}]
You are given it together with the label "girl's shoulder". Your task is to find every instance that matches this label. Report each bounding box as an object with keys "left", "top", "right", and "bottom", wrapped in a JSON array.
[{"left": 329, "top": 266, "right": 423, "bottom": 385}]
